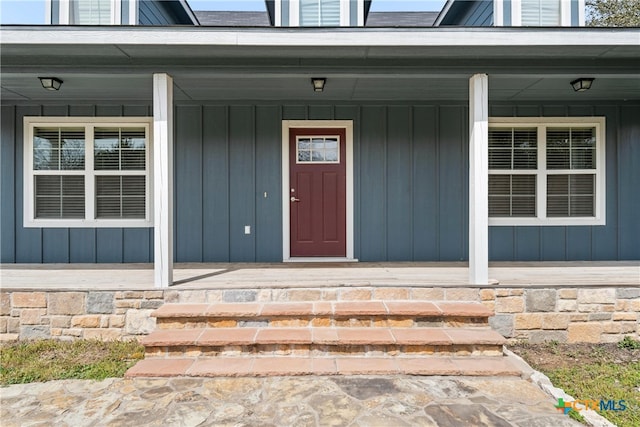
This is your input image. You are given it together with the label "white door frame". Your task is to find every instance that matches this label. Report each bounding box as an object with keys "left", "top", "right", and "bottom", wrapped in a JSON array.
[{"left": 282, "top": 120, "right": 355, "bottom": 262}]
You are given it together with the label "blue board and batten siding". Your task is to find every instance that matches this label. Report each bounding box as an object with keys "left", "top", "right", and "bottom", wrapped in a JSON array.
[
  {"left": 1, "top": 102, "right": 639, "bottom": 263},
  {"left": 439, "top": 0, "right": 493, "bottom": 26},
  {"left": 138, "top": 1, "right": 176, "bottom": 25},
  {"left": 138, "top": 0, "right": 191, "bottom": 25},
  {"left": 0, "top": 105, "right": 154, "bottom": 263},
  {"left": 454, "top": 0, "right": 493, "bottom": 26}
]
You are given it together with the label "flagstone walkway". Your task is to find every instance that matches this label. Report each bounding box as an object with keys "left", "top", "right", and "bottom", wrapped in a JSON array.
[{"left": 1, "top": 375, "right": 581, "bottom": 427}]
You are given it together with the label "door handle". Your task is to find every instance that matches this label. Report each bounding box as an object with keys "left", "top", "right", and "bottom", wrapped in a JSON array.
[{"left": 290, "top": 197, "right": 300, "bottom": 202}]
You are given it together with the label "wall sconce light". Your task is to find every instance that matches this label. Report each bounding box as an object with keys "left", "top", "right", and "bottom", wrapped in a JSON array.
[
  {"left": 311, "top": 78, "right": 326, "bottom": 92},
  {"left": 39, "top": 77, "right": 63, "bottom": 91},
  {"left": 570, "top": 78, "right": 594, "bottom": 92}
]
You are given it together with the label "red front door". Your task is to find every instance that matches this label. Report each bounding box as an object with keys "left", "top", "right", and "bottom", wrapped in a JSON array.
[{"left": 290, "top": 128, "right": 346, "bottom": 257}]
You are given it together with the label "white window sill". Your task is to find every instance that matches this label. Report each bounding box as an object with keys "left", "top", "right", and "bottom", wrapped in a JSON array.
[
  {"left": 24, "top": 219, "right": 153, "bottom": 228},
  {"left": 489, "top": 217, "right": 605, "bottom": 227}
]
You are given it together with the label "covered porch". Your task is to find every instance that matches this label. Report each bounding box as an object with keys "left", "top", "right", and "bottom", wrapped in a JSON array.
[
  {"left": 1, "top": 261, "right": 638, "bottom": 290},
  {"left": 1, "top": 261, "right": 638, "bottom": 345},
  {"left": 1, "top": 26, "right": 639, "bottom": 290}
]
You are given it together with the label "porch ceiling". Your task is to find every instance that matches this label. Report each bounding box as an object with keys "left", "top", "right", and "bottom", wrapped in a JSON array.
[
  {"left": 3, "top": 72, "right": 639, "bottom": 103},
  {"left": 1, "top": 26, "right": 639, "bottom": 102}
]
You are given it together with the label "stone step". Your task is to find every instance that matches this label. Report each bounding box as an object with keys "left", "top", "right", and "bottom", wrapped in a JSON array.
[
  {"left": 153, "top": 301, "right": 493, "bottom": 329},
  {"left": 141, "top": 327, "right": 505, "bottom": 357},
  {"left": 126, "top": 355, "right": 522, "bottom": 378},
  {"left": 127, "top": 299, "right": 512, "bottom": 378}
]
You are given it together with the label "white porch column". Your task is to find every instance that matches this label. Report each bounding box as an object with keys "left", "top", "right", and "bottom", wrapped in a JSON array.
[
  {"left": 153, "top": 73, "right": 174, "bottom": 288},
  {"left": 469, "top": 73, "right": 489, "bottom": 285}
]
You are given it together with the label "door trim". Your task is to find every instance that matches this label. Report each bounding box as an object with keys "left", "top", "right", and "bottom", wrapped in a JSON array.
[{"left": 282, "top": 120, "right": 355, "bottom": 262}]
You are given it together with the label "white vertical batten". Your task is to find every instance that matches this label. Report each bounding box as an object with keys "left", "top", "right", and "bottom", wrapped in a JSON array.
[
  {"left": 560, "top": 0, "right": 572, "bottom": 26},
  {"left": 494, "top": 0, "right": 504, "bottom": 26},
  {"left": 340, "top": 0, "right": 350, "bottom": 26},
  {"left": 112, "top": 0, "right": 121, "bottom": 24},
  {"left": 153, "top": 73, "right": 174, "bottom": 288},
  {"left": 290, "top": 0, "right": 300, "bottom": 26},
  {"left": 275, "top": 0, "right": 282, "bottom": 26},
  {"left": 511, "top": 0, "right": 522, "bottom": 26},
  {"left": 45, "top": 0, "right": 52, "bottom": 24},
  {"left": 578, "top": 0, "right": 586, "bottom": 26},
  {"left": 59, "top": 0, "right": 70, "bottom": 24},
  {"left": 469, "top": 73, "right": 489, "bottom": 285}
]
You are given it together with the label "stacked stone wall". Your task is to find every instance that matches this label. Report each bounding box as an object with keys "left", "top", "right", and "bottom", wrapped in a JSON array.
[
  {"left": 0, "top": 291, "right": 163, "bottom": 341},
  {"left": 1, "top": 287, "right": 638, "bottom": 343}
]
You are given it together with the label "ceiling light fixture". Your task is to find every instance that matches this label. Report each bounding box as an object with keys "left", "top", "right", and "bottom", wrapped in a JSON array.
[
  {"left": 570, "top": 78, "right": 594, "bottom": 92},
  {"left": 39, "top": 77, "right": 63, "bottom": 91},
  {"left": 311, "top": 78, "right": 326, "bottom": 92}
]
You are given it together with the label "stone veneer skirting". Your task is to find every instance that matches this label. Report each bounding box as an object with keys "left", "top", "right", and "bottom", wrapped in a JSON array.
[{"left": 1, "top": 287, "right": 638, "bottom": 343}]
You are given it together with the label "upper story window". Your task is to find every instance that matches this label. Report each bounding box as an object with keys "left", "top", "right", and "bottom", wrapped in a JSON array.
[
  {"left": 46, "top": 0, "right": 139, "bottom": 25},
  {"left": 24, "top": 117, "right": 153, "bottom": 228},
  {"left": 300, "top": 0, "right": 340, "bottom": 26},
  {"left": 277, "top": 0, "right": 363, "bottom": 27},
  {"left": 521, "top": 0, "right": 560, "bottom": 25},
  {"left": 494, "top": 0, "right": 580, "bottom": 26},
  {"left": 488, "top": 117, "right": 605, "bottom": 226},
  {"left": 70, "top": 0, "right": 113, "bottom": 25}
]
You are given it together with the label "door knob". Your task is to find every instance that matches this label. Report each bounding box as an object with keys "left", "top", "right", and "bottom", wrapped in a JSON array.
[{"left": 290, "top": 197, "right": 300, "bottom": 202}]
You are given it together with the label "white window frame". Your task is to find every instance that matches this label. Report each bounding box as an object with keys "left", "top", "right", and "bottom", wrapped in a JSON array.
[
  {"left": 488, "top": 117, "right": 605, "bottom": 226},
  {"left": 511, "top": 0, "right": 572, "bottom": 26},
  {"left": 289, "top": 0, "right": 351, "bottom": 26},
  {"left": 58, "top": 0, "right": 120, "bottom": 25},
  {"left": 24, "top": 117, "right": 153, "bottom": 228}
]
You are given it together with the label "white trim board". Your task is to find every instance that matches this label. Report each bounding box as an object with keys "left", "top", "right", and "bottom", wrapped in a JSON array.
[
  {"left": 284, "top": 257, "right": 358, "bottom": 263},
  {"left": 4, "top": 28, "right": 639, "bottom": 47},
  {"left": 282, "top": 120, "right": 355, "bottom": 262}
]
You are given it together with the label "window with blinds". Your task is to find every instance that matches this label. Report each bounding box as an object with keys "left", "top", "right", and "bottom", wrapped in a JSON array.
[
  {"left": 488, "top": 128, "right": 537, "bottom": 217},
  {"left": 25, "top": 119, "right": 151, "bottom": 227},
  {"left": 521, "top": 0, "right": 561, "bottom": 26},
  {"left": 546, "top": 127, "right": 596, "bottom": 217},
  {"left": 488, "top": 119, "right": 604, "bottom": 226},
  {"left": 94, "top": 127, "right": 147, "bottom": 219},
  {"left": 96, "top": 176, "right": 146, "bottom": 218},
  {"left": 33, "top": 128, "right": 86, "bottom": 219},
  {"left": 69, "top": 0, "right": 112, "bottom": 25},
  {"left": 300, "top": 0, "right": 341, "bottom": 26},
  {"left": 33, "top": 128, "right": 85, "bottom": 171},
  {"left": 35, "top": 176, "right": 85, "bottom": 218}
]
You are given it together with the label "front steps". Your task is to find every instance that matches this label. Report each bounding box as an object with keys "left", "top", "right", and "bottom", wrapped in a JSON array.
[{"left": 126, "top": 300, "right": 521, "bottom": 378}]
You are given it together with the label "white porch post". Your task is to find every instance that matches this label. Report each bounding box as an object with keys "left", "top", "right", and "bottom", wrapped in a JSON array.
[
  {"left": 469, "top": 73, "right": 489, "bottom": 285},
  {"left": 153, "top": 73, "right": 174, "bottom": 288}
]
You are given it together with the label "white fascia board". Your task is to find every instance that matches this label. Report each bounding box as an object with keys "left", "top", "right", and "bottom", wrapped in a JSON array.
[{"left": 2, "top": 28, "right": 639, "bottom": 47}]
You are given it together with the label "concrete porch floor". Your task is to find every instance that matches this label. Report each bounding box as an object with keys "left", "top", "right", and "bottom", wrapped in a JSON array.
[{"left": 1, "top": 261, "right": 638, "bottom": 290}]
